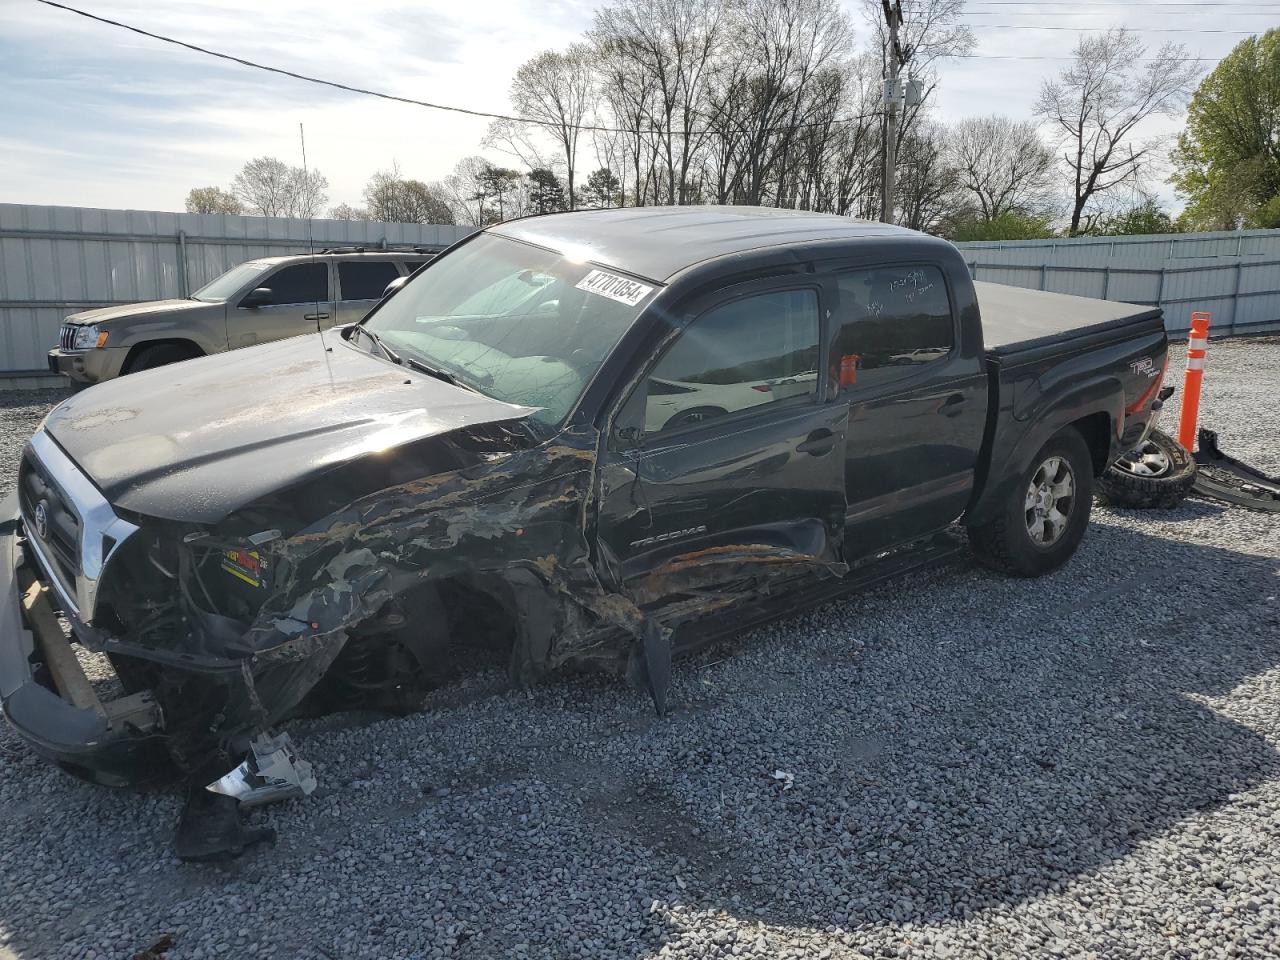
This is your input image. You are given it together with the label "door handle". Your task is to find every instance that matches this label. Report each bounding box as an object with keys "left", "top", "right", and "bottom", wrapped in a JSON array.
[
  {"left": 796, "top": 428, "right": 836, "bottom": 457},
  {"left": 941, "top": 394, "right": 967, "bottom": 417},
  {"left": 304, "top": 312, "right": 330, "bottom": 322}
]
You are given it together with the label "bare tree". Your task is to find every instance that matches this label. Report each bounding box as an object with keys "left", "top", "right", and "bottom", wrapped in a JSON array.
[
  {"left": 499, "top": 45, "right": 595, "bottom": 209},
  {"left": 231, "top": 156, "right": 328, "bottom": 218},
  {"left": 1036, "top": 28, "right": 1201, "bottom": 235},
  {"left": 184, "top": 186, "right": 242, "bottom": 215},
  {"left": 363, "top": 164, "right": 455, "bottom": 223},
  {"left": 592, "top": 0, "right": 725, "bottom": 205},
  {"left": 949, "top": 115, "right": 1056, "bottom": 221},
  {"left": 895, "top": 119, "right": 960, "bottom": 231},
  {"left": 328, "top": 203, "right": 368, "bottom": 221}
]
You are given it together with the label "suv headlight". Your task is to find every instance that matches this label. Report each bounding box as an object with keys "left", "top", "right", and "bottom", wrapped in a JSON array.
[{"left": 72, "top": 325, "right": 107, "bottom": 350}]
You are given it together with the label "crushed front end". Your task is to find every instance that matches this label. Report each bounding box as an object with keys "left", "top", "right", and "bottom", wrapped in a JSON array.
[{"left": 0, "top": 430, "right": 349, "bottom": 785}]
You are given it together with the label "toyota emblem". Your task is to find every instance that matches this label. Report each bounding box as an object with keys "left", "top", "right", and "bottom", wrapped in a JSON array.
[{"left": 33, "top": 500, "right": 49, "bottom": 540}]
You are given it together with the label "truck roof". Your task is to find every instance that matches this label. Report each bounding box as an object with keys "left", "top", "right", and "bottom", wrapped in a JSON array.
[{"left": 490, "top": 206, "right": 921, "bottom": 282}]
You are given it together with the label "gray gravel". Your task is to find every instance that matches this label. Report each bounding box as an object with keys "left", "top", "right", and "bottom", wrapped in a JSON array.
[{"left": 1, "top": 341, "right": 1278, "bottom": 960}]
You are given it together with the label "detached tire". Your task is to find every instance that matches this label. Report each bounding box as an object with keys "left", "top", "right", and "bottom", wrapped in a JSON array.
[
  {"left": 126, "top": 343, "right": 200, "bottom": 373},
  {"left": 968, "top": 427, "right": 1094, "bottom": 578},
  {"left": 1095, "top": 428, "right": 1196, "bottom": 510}
]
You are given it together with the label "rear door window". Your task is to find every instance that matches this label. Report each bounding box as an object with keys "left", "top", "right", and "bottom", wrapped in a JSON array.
[
  {"left": 643, "top": 288, "right": 820, "bottom": 435},
  {"left": 339, "top": 260, "right": 402, "bottom": 301},
  {"left": 260, "top": 263, "right": 328, "bottom": 305},
  {"left": 830, "top": 265, "right": 954, "bottom": 391}
]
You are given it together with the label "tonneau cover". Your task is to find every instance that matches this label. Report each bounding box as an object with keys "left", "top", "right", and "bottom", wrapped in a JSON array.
[{"left": 976, "top": 280, "right": 1163, "bottom": 357}]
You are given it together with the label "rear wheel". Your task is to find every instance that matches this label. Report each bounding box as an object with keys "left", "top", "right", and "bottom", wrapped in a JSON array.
[
  {"left": 126, "top": 343, "right": 201, "bottom": 373},
  {"left": 1095, "top": 429, "right": 1196, "bottom": 509},
  {"left": 968, "top": 427, "right": 1094, "bottom": 578}
]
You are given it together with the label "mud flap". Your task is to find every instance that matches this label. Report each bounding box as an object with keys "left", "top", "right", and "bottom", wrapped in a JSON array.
[
  {"left": 640, "top": 619, "right": 672, "bottom": 716},
  {"left": 1193, "top": 428, "right": 1280, "bottom": 513}
]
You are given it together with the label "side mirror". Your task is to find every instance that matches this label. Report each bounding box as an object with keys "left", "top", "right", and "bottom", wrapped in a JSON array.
[
  {"left": 240, "top": 287, "right": 273, "bottom": 309},
  {"left": 382, "top": 276, "right": 409, "bottom": 300}
]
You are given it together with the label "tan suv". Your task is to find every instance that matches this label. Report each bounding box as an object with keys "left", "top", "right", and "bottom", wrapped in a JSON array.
[{"left": 48, "top": 248, "right": 436, "bottom": 387}]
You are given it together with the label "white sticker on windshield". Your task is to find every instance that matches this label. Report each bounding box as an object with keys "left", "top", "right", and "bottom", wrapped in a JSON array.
[{"left": 575, "top": 270, "right": 653, "bottom": 306}]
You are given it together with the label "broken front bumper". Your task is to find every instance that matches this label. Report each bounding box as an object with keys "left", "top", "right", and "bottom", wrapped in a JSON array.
[{"left": 0, "top": 495, "right": 168, "bottom": 785}]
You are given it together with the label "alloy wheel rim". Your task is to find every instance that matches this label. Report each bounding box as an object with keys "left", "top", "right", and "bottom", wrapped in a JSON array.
[
  {"left": 1114, "top": 439, "right": 1172, "bottom": 478},
  {"left": 1025, "top": 456, "right": 1075, "bottom": 547}
]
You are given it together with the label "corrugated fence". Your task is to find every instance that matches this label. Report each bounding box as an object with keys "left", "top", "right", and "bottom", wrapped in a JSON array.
[
  {"left": 954, "top": 228, "right": 1280, "bottom": 337},
  {"left": 0, "top": 203, "right": 476, "bottom": 382},
  {"left": 1, "top": 204, "right": 1277, "bottom": 384}
]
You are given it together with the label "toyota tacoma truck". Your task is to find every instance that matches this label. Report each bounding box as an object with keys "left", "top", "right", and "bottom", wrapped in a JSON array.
[{"left": 1, "top": 206, "right": 1169, "bottom": 793}]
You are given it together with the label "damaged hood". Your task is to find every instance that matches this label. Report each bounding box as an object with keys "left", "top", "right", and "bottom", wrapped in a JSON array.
[{"left": 43, "top": 334, "right": 536, "bottom": 524}]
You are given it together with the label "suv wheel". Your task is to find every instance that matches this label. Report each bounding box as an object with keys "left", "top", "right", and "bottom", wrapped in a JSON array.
[
  {"left": 126, "top": 343, "right": 201, "bottom": 373},
  {"left": 968, "top": 427, "right": 1094, "bottom": 578}
]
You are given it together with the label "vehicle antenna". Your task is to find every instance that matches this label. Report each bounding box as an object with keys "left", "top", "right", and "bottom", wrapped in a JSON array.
[
  {"left": 299, "top": 122, "right": 337, "bottom": 388},
  {"left": 299, "top": 122, "right": 325, "bottom": 340}
]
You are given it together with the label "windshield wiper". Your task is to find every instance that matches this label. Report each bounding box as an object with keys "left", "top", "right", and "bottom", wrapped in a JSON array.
[
  {"left": 350, "top": 324, "right": 401, "bottom": 364},
  {"left": 403, "top": 356, "right": 475, "bottom": 391}
]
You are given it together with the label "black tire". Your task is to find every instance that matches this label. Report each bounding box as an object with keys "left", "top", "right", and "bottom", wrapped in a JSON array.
[
  {"left": 1095, "top": 428, "right": 1196, "bottom": 510},
  {"left": 126, "top": 343, "right": 200, "bottom": 373},
  {"left": 968, "top": 427, "right": 1094, "bottom": 578}
]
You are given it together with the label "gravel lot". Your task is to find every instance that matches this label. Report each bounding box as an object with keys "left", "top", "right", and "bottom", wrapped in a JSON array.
[{"left": 0, "top": 338, "right": 1278, "bottom": 960}]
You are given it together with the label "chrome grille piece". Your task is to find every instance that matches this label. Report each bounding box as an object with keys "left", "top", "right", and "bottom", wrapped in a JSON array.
[
  {"left": 59, "top": 323, "right": 78, "bottom": 352},
  {"left": 18, "top": 431, "right": 138, "bottom": 623}
]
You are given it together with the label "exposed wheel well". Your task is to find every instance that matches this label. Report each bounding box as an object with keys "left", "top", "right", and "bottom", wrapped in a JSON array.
[
  {"left": 1069, "top": 411, "right": 1115, "bottom": 477},
  {"left": 122, "top": 339, "right": 204, "bottom": 373}
]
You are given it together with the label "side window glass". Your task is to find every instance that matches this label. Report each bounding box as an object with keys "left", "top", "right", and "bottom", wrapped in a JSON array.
[
  {"left": 260, "top": 263, "right": 327, "bottom": 306},
  {"left": 830, "top": 265, "right": 954, "bottom": 391},
  {"left": 644, "top": 288, "right": 819, "bottom": 435},
  {"left": 339, "top": 261, "right": 401, "bottom": 301}
]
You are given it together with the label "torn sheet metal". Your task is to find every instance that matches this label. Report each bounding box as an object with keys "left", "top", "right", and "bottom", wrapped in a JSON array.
[{"left": 207, "top": 732, "right": 316, "bottom": 807}]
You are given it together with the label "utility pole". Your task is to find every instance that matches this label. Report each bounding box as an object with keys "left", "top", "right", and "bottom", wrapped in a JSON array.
[{"left": 880, "top": 0, "right": 905, "bottom": 224}]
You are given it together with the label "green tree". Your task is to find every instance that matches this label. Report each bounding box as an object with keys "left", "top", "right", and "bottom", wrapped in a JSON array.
[
  {"left": 473, "top": 165, "right": 522, "bottom": 223},
  {"left": 526, "top": 168, "right": 567, "bottom": 214},
  {"left": 1171, "top": 30, "right": 1280, "bottom": 230},
  {"left": 1097, "top": 198, "right": 1178, "bottom": 236},
  {"left": 184, "top": 186, "right": 243, "bottom": 215},
  {"left": 582, "top": 167, "right": 622, "bottom": 208},
  {"left": 946, "top": 211, "right": 1056, "bottom": 242}
]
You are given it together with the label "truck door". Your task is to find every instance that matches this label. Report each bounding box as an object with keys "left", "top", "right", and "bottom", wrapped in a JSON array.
[
  {"left": 597, "top": 280, "right": 848, "bottom": 610},
  {"left": 230, "top": 261, "right": 333, "bottom": 349},
  {"left": 335, "top": 259, "right": 405, "bottom": 324},
  {"left": 828, "top": 263, "right": 987, "bottom": 557}
]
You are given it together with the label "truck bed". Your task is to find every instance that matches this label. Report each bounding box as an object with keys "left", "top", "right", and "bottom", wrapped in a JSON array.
[{"left": 976, "top": 281, "right": 1164, "bottom": 357}]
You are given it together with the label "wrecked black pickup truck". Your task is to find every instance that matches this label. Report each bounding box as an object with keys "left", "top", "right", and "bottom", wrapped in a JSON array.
[{"left": 2, "top": 206, "right": 1170, "bottom": 791}]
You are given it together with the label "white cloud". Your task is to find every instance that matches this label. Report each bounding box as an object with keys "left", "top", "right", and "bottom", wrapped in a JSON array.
[{"left": 0, "top": 0, "right": 1244, "bottom": 214}]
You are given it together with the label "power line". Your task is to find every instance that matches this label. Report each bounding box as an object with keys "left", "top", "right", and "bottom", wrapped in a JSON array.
[
  {"left": 29, "top": 0, "right": 1223, "bottom": 137},
  {"left": 956, "top": 23, "right": 1260, "bottom": 32},
  {"left": 958, "top": 9, "right": 1280, "bottom": 14}
]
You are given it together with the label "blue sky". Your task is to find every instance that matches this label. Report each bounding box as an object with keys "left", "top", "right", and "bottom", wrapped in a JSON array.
[{"left": 0, "top": 0, "right": 1257, "bottom": 214}]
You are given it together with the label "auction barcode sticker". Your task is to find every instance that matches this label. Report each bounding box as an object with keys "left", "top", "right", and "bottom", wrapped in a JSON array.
[{"left": 575, "top": 270, "right": 654, "bottom": 307}]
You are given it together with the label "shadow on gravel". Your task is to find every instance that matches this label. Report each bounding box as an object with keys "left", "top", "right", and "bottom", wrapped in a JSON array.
[
  {"left": 0, "top": 520, "right": 1276, "bottom": 958},
  {"left": 602, "top": 521, "right": 1280, "bottom": 945}
]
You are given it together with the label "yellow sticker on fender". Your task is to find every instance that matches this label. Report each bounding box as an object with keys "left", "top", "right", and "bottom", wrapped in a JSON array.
[{"left": 575, "top": 270, "right": 654, "bottom": 306}]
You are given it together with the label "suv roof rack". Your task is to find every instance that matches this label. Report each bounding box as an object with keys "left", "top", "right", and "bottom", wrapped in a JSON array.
[{"left": 314, "top": 244, "right": 443, "bottom": 255}]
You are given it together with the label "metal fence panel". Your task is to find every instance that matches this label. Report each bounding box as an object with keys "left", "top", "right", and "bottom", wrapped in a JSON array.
[
  {"left": 957, "top": 231, "right": 1280, "bottom": 337},
  {"left": 0, "top": 202, "right": 478, "bottom": 375}
]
